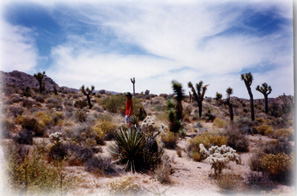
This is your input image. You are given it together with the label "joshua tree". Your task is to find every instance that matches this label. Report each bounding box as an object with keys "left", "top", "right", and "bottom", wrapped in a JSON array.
[
  {"left": 256, "top": 83, "right": 272, "bottom": 114},
  {"left": 241, "top": 72, "right": 255, "bottom": 121},
  {"left": 172, "top": 80, "right": 185, "bottom": 121},
  {"left": 53, "top": 85, "right": 58, "bottom": 95},
  {"left": 131, "top": 77, "right": 136, "bottom": 95},
  {"left": 188, "top": 81, "right": 208, "bottom": 118},
  {"left": 167, "top": 81, "right": 185, "bottom": 133},
  {"left": 225, "top": 87, "right": 234, "bottom": 122},
  {"left": 81, "top": 85, "right": 95, "bottom": 109},
  {"left": 189, "top": 92, "right": 192, "bottom": 103},
  {"left": 215, "top": 92, "right": 222, "bottom": 105},
  {"left": 34, "top": 71, "right": 46, "bottom": 93}
]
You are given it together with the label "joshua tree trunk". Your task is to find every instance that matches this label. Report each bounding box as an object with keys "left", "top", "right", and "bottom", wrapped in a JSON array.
[
  {"left": 229, "top": 102, "right": 234, "bottom": 122},
  {"left": 248, "top": 89, "right": 255, "bottom": 121},
  {"left": 86, "top": 95, "right": 92, "bottom": 109},
  {"left": 198, "top": 101, "right": 202, "bottom": 118},
  {"left": 264, "top": 95, "right": 268, "bottom": 114},
  {"left": 131, "top": 78, "right": 135, "bottom": 95}
]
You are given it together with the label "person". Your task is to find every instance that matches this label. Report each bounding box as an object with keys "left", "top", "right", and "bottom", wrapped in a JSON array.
[{"left": 125, "top": 92, "right": 133, "bottom": 127}]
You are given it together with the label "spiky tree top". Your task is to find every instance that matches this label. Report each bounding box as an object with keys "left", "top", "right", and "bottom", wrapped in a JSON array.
[
  {"left": 241, "top": 72, "right": 253, "bottom": 87},
  {"left": 172, "top": 80, "right": 184, "bottom": 102},
  {"left": 226, "top": 87, "right": 233, "bottom": 98},
  {"left": 130, "top": 77, "right": 135, "bottom": 84},
  {"left": 34, "top": 71, "right": 45, "bottom": 82},
  {"left": 215, "top": 92, "right": 222, "bottom": 101},
  {"left": 81, "top": 85, "right": 95, "bottom": 95},
  {"left": 256, "top": 83, "right": 272, "bottom": 96},
  {"left": 188, "top": 81, "right": 208, "bottom": 101}
]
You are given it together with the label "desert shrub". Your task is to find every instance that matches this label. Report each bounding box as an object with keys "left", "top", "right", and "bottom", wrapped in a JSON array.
[
  {"left": 34, "top": 95, "right": 45, "bottom": 103},
  {"left": 8, "top": 106, "right": 24, "bottom": 118},
  {"left": 261, "top": 153, "right": 294, "bottom": 184},
  {"left": 35, "top": 111, "right": 54, "bottom": 127},
  {"left": 74, "top": 100, "right": 87, "bottom": 109},
  {"left": 22, "top": 98, "right": 35, "bottom": 108},
  {"left": 212, "top": 118, "right": 226, "bottom": 129},
  {"left": 5, "top": 144, "right": 77, "bottom": 195},
  {"left": 1, "top": 119, "right": 16, "bottom": 138},
  {"left": 92, "top": 120, "right": 117, "bottom": 144},
  {"left": 216, "top": 174, "right": 242, "bottom": 193},
  {"left": 272, "top": 129, "right": 294, "bottom": 141},
  {"left": 245, "top": 172, "right": 275, "bottom": 192},
  {"left": 75, "top": 109, "right": 87, "bottom": 122},
  {"left": 154, "top": 156, "right": 173, "bottom": 184},
  {"left": 67, "top": 124, "right": 96, "bottom": 148},
  {"left": 48, "top": 132, "right": 67, "bottom": 162},
  {"left": 225, "top": 128, "right": 249, "bottom": 152},
  {"left": 85, "top": 156, "right": 117, "bottom": 176},
  {"left": 19, "top": 117, "right": 45, "bottom": 137},
  {"left": 188, "top": 132, "right": 228, "bottom": 162},
  {"left": 234, "top": 117, "right": 254, "bottom": 134},
  {"left": 110, "top": 127, "right": 163, "bottom": 172},
  {"left": 13, "top": 129, "right": 33, "bottom": 145},
  {"left": 6, "top": 94, "right": 22, "bottom": 104},
  {"left": 109, "top": 176, "right": 141, "bottom": 196},
  {"left": 63, "top": 99, "right": 73, "bottom": 107},
  {"left": 161, "top": 131, "right": 178, "bottom": 149},
  {"left": 249, "top": 152, "right": 265, "bottom": 172},
  {"left": 263, "top": 137, "right": 292, "bottom": 155},
  {"left": 254, "top": 124, "right": 274, "bottom": 136}
]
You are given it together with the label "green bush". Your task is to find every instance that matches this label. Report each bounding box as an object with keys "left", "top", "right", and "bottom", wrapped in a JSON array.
[
  {"left": 5, "top": 145, "right": 77, "bottom": 195},
  {"left": 92, "top": 120, "right": 117, "bottom": 144},
  {"left": 255, "top": 124, "right": 274, "bottom": 136},
  {"left": 225, "top": 128, "right": 249, "bottom": 152},
  {"left": 188, "top": 132, "right": 228, "bottom": 161},
  {"left": 75, "top": 110, "right": 87, "bottom": 122},
  {"left": 272, "top": 129, "right": 294, "bottom": 140},
  {"left": 261, "top": 153, "right": 294, "bottom": 184},
  {"left": 19, "top": 117, "right": 45, "bottom": 137}
]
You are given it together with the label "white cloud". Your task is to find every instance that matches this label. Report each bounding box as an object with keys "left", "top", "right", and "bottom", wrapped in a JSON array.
[{"left": 0, "top": 20, "right": 38, "bottom": 73}]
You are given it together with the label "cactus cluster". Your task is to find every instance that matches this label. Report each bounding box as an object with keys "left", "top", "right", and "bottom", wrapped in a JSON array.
[
  {"left": 199, "top": 143, "right": 239, "bottom": 176},
  {"left": 49, "top": 132, "right": 63, "bottom": 145}
]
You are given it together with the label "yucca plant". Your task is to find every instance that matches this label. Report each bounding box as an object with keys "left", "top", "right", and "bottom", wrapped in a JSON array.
[
  {"left": 256, "top": 83, "right": 272, "bottom": 114},
  {"left": 241, "top": 72, "right": 255, "bottom": 121},
  {"left": 110, "top": 127, "right": 163, "bottom": 172},
  {"left": 188, "top": 81, "right": 208, "bottom": 118}
]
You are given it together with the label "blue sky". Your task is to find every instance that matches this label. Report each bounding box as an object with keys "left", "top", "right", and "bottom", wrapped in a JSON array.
[{"left": 0, "top": 0, "right": 293, "bottom": 99}]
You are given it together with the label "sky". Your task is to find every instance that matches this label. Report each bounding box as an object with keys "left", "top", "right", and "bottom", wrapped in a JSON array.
[{"left": 0, "top": 0, "right": 294, "bottom": 99}]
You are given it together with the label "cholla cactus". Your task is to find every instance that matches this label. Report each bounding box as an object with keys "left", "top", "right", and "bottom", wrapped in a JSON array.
[
  {"left": 141, "top": 116, "right": 167, "bottom": 136},
  {"left": 199, "top": 144, "right": 239, "bottom": 176},
  {"left": 49, "top": 132, "right": 63, "bottom": 145}
]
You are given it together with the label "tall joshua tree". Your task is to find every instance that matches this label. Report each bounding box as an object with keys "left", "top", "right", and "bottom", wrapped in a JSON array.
[
  {"left": 130, "top": 77, "right": 135, "bottom": 95},
  {"left": 225, "top": 87, "right": 234, "bottom": 122},
  {"left": 81, "top": 85, "right": 95, "bottom": 109},
  {"left": 34, "top": 71, "right": 46, "bottom": 93},
  {"left": 241, "top": 72, "right": 255, "bottom": 121},
  {"left": 167, "top": 80, "right": 185, "bottom": 133},
  {"left": 188, "top": 81, "right": 208, "bottom": 118},
  {"left": 215, "top": 92, "right": 223, "bottom": 105},
  {"left": 256, "top": 83, "right": 272, "bottom": 114}
]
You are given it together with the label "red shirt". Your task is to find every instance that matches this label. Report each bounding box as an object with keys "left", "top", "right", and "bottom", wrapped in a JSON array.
[{"left": 125, "top": 99, "right": 133, "bottom": 116}]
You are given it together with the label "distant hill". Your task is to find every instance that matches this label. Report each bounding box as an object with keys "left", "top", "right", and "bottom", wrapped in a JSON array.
[{"left": 0, "top": 70, "right": 118, "bottom": 94}]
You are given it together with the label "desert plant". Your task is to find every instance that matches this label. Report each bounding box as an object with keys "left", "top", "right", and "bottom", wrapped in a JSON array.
[
  {"left": 81, "top": 85, "right": 94, "bottom": 109},
  {"left": 166, "top": 99, "right": 181, "bottom": 133},
  {"left": 216, "top": 173, "right": 242, "bottom": 193},
  {"left": 85, "top": 155, "right": 117, "bottom": 176},
  {"left": 254, "top": 124, "right": 274, "bottom": 136},
  {"left": 74, "top": 100, "right": 88, "bottom": 109},
  {"left": 161, "top": 131, "right": 178, "bottom": 149},
  {"left": 75, "top": 109, "right": 87, "bottom": 122},
  {"left": 272, "top": 129, "right": 294, "bottom": 141},
  {"left": 256, "top": 83, "right": 272, "bottom": 114},
  {"left": 188, "top": 132, "right": 228, "bottom": 162},
  {"left": 263, "top": 137, "right": 292, "bottom": 155},
  {"left": 225, "top": 87, "right": 234, "bottom": 122},
  {"left": 1, "top": 119, "right": 16, "bottom": 138},
  {"left": 34, "top": 71, "right": 46, "bottom": 93},
  {"left": 261, "top": 153, "right": 294, "bottom": 184},
  {"left": 8, "top": 106, "right": 24, "bottom": 118},
  {"left": 245, "top": 172, "right": 275, "bottom": 192},
  {"left": 131, "top": 77, "right": 136, "bottom": 95},
  {"left": 154, "top": 156, "right": 173, "bottom": 184},
  {"left": 19, "top": 117, "right": 45, "bottom": 137},
  {"left": 241, "top": 72, "right": 255, "bottom": 121},
  {"left": 110, "top": 127, "right": 163, "bottom": 172},
  {"left": 92, "top": 120, "right": 117, "bottom": 144},
  {"left": 13, "top": 129, "right": 33, "bottom": 145},
  {"left": 48, "top": 132, "right": 67, "bottom": 162},
  {"left": 225, "top": 128, "right": 249, "bottom": 152},
  {"left": 200, "top": 144, "right": 240, "bottom": 176},
  {"left": 215, "top": 92, "right": 222, "bottom": 105},
  {"left": 109, "top": 176, "right": 141, "bottom": 196},
  {"left": 188, "top": 80, "right": 208, "bottom": 118}
]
